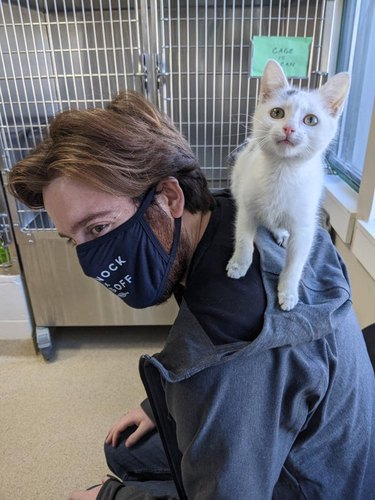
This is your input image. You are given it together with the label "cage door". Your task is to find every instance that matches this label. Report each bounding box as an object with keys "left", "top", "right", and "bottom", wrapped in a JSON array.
[{"left": 155, "top": 0, "right": 338, "bottom": 190}]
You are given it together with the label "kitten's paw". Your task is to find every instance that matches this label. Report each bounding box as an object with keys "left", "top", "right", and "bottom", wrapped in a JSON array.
[
  {"left": 226, "top": 258, "right": 252, "bottom": 279},
  {"left": 278, "top": 290, "right": 299, "bottom": 311},
  {"left": 272, "top": 229, "right": 289, "bottom": 248}
]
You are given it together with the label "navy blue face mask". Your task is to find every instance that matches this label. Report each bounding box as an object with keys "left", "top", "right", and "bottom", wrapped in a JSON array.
[{"left": 76, "top": 187, "right": 181, "bottom": 309}]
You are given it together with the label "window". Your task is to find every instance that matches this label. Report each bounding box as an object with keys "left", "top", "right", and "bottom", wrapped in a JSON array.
[
  {"left": 322, "top": 0, "right": 374, "bottom": 280},
  {"left": 326, "top": 0, "right": 375, "bottom": 192}
]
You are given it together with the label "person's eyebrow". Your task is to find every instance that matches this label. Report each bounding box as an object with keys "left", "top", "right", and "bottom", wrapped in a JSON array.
[{"left": 57, "top": 210, "right": 115, "bottom": 239}]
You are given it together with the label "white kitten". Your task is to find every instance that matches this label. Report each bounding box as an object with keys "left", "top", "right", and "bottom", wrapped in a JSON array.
[{"left": 227, "top": 60, "right": 350, "bottom": 311}]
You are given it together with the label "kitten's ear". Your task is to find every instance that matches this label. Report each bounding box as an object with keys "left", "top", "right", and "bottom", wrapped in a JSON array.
[
  {"left": 259, "top": 60, "right": 289, "bottom": 102},
  {"left": 318, "top": 72, "right": 351, "bottom": 117}
]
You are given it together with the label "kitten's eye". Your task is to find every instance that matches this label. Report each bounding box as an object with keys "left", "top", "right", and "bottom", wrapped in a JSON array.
[
  {"left": 303, "top": 114, "right": 319, "bottom": 126},
  {"left": 270, "top": 108, "right": 285, "bottom": 119}
]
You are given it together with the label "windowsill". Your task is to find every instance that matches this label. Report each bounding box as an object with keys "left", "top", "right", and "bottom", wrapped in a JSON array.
[
  {"left": 323, "top": 174, "right": 358, "bottom": 243},
  {"left": 323, "top": 174, "right": 375, "bottom": 279}
]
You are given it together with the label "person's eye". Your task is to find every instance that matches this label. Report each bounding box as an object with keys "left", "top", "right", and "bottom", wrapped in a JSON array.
[{"left": 90, "top": 224, "right": 109, "bottom": 238}]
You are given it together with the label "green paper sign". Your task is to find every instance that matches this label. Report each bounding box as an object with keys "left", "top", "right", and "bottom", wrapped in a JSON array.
[{"left": 251, "top": 36, "right": 313, "bottom": 78}]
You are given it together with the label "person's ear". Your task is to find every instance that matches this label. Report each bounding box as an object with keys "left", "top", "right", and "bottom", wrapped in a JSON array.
[{"left": 155, "top": 177, "right": 185, "bottom": 218}]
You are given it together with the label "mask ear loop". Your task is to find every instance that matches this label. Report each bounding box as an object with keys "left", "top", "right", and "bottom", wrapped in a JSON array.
[
  {"left": 140, "top": 182, "right": 182, "bottom": 265},
  {"left": 138, "top": 184, "right": 183, "bottom": 305},
  {"left": 136, "top": 186, "right": 157, "bottom": 217},
  {"left": 151, "top": 216, "right": 182, "bottom": 305}
]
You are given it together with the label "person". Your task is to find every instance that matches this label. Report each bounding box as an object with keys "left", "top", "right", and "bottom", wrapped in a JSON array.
[{"left": 8, "top": 91, "right": 374, "bottom": 500}]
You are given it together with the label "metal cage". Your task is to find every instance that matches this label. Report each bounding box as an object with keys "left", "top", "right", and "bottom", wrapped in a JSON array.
[
  {"left": 1, "top": 0, "right": 339, "bottom": 230},
  {"left": 0, "top": 0, "right": 341, "bottom": 346}
]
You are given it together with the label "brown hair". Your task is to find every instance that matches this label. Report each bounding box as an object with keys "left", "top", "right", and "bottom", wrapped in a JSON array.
[{"left": 8, "top": 91, "right": 214, "bottom": 213}]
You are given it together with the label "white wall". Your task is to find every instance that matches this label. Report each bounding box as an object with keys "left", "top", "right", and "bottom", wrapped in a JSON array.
[{"left": 0, "top": 275, "right": 32, "bottom": 339}]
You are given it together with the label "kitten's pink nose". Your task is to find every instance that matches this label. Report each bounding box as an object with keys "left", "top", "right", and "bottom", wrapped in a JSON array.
[{"left": 283, "top": 126, "right": 295, "bottom": 136}]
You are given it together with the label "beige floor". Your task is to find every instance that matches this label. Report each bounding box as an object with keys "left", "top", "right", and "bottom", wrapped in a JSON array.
[{"left": 0, "top": 326, "right": 169, "bottom": 500}]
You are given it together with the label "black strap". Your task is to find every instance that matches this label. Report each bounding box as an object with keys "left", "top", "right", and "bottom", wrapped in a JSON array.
[{"left": 139, "top": 356, "right": 187, "bottom": 500}]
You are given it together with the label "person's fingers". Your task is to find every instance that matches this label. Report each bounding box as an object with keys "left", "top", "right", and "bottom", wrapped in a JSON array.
[
  {"left": 105, "top": 407, "right": 151, "bottom": 447},
  {"left": 105, "top": 425, "right": 119, "bottom": 446},
  {"left": 105, "top": 429, "right": 113, "bottom": 445},
  {"left": 106, "top": 414, "right": 133, "bottom": 446},
  {"left": 111, "top": 428, "right": 121, "bottom": 448},
  {"left": 125, "top": 422, "right": 148, "bottom": 448}
]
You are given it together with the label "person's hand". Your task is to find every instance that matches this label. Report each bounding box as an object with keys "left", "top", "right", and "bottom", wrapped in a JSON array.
[
  {"left": 68, "top": 484, "right": 102, "bottom": 500},
  {"left": 105, "top": 406, "right": 156, "bottom": 448}
]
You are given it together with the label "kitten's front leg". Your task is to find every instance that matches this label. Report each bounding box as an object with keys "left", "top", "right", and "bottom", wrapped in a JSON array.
[
  {"left": 278, "top": 227, "right": 315, "bottom": 311},
  {"left": 227, "top": 207, "right": 257, "bottom": 279}
]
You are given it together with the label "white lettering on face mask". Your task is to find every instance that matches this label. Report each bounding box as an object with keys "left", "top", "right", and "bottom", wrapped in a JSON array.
[
  {"left": 112, "top": 275, "right": 132, "bottom": 291},
  {"left": 97, "top": 273, "right": 133, "bottom": 296},
  {"left": 95, "top": 256, "right": 127, "bottom": 282},
  {"left": 93, "top": 256, "right": 132, "bottom": 297}
]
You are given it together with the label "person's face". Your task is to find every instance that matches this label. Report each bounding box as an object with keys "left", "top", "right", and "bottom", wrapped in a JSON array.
[
  {"left": 43, "top": 176, "right": 192, "bottom": 303},
  {"left": 44, "top": 177, "right": 138, "bottom": 246}
]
